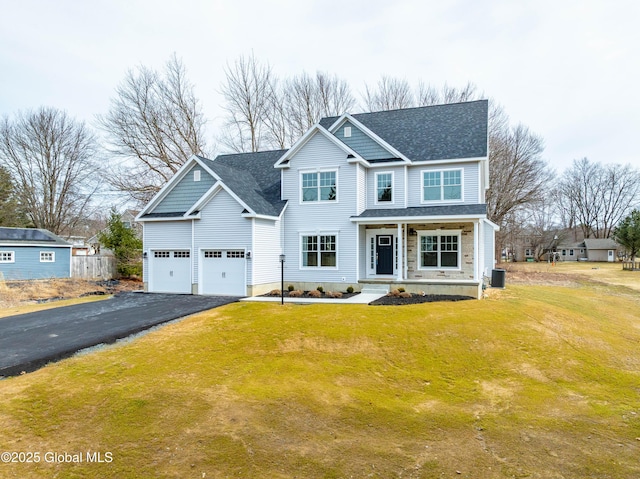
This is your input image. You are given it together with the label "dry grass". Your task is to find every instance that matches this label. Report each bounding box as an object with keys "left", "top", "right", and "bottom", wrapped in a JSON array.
[
  {"left": 0, "top": 265, "right": 639, "bottom": 477},
  {"left": 0, "top": 278, "right": 142, "bottom": 316}
]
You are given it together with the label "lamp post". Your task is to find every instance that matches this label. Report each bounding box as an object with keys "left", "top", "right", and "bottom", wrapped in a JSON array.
[{"left": 279, "top": 254, "right": 285, "bottom": 305}]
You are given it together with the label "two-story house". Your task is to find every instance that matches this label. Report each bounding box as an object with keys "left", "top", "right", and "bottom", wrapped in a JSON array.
[{"left": 136, "top": 100, "right": 498, "bottom": 299}]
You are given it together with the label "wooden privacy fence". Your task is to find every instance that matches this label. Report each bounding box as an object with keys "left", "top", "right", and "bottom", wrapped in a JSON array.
[{"left": 71, "top": 255, "right": 117, "bottom": 279}]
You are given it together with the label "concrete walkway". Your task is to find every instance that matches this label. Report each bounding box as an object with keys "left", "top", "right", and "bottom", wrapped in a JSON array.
[{"left": 240, "top": 287, "right": 388, "bottom": 305}]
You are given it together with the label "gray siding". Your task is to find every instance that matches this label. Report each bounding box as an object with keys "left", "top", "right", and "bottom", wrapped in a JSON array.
[
  {"left": 333, "top": 121, "right": 394, "bottom": 161},
  {"left": 142, "top": 221, "right": 192, "bottom": 282},
  {"left": 152, "top": 165, "right": 216, "bottom": 214},
  {"left": 407, "top": 162, "right": 480, "bottom": 207},
  {"left": 281, "top": 132, "right": 358, "bottom": 284},
  {"left": 366, "top": 165, "right": 406, "bottom": 210},
  {"left": 252, "top": 217, "right": 282, "bottom": 285},
  {"left": 193, "top": 189, "right": 253, "bottom": 285},
  {"left": 0, "top": 246, "right": 71, "bottom": 280},
  {"left": 482, "top": 219, "right": 495, "bottom": 277}
]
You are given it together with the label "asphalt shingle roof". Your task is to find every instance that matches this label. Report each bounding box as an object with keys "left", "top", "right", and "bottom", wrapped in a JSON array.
[
  {"left": 321, "top": 100, "right": 488, "bottom": 161},
  {"left": 354, "top": 204, "right": 487, "bottom": 219},
  {"left": 0, "top": 227, "right": 71, "bottom": 246},
  {"left": 199, "top": 150, "right": 287, "bottom": 217}
]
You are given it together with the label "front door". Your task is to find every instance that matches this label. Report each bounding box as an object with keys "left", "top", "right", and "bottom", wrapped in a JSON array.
[{"left": 376, "top": 235, "right": 393, "bottom": 275}]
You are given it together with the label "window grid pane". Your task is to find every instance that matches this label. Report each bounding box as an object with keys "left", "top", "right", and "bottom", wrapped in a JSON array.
[{"left": 377, "top": 173, "right": 392, "bottom": 202}]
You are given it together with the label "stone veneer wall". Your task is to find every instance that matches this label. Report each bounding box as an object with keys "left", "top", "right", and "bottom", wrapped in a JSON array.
[{"left": 406, "top": 222, "right": 475, "bottom": 280}]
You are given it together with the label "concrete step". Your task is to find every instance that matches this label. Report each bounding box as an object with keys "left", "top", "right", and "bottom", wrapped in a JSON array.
[{"left": 360, "top": 285, "right": 390, "bottom": 294}]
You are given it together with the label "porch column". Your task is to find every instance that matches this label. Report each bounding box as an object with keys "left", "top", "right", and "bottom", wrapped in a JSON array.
[
  {"left": 473, "top": 220, "right": 479, "bottom": 281},
  {"left": 397, "top": 223, "right": 403, "bottom": 281}
]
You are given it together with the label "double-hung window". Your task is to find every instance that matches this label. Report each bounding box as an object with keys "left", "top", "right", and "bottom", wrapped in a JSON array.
[
  {"left": 376, "top": 172, "right": 393, "bottom": 203},
  {"left": 302, "top": 234, "right": 337, "bottom": 267},
  {"left": 422, "top": 169, "right": 462, "bottom": 202},
  {"left": 301, "top": 171, "right": 337, "bottom": 202},
  {"left": 419, "top": 232, "right": 460, "bottom": 269}
]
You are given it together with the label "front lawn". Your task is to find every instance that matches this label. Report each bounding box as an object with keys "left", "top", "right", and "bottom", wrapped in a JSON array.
[{"left": 0, "top": 275, "right": 639, "bottom": 477}]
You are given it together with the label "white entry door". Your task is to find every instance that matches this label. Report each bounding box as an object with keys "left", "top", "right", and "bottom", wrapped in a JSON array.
[
  {"left": 149, "top": 250, "right": 191, "bottom": 294},
  {"left": 200, "top": 250, "right": 246, "bottom": 296}
]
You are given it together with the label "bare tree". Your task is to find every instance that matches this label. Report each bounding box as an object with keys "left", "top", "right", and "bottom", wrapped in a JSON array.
[
  {"left": 417, "top": 81, "right": 479, "bottom": 106},
  {"left": 486, "top": 123, "right": 553, "bottom": 257},
  {"left": 363, "top": 76, "right": 414, "bottom": 111},
  {"left": 219, "top": 53, "right": 274, "bottom": 153},
  {"left": 557, "top": 158, "right": 640, "bottom": 238},
  {"left": 283, "top": 71, "right": 356, "bottom": 139},
  {"left": 98, "top": 54, "right": 207, "bottom": 205},
  {"left": 0, "top": 107, "right": 99, "bottom": 235}
]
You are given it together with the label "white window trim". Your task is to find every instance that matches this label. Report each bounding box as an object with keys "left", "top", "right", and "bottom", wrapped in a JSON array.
[
  {"left": 299, "top": 232, "right": 339, "bottom": 270},
  {"left": 374, "top": 171, "right": 394, "bottom": 205},
  {"left": 420, "top": 168, "right": 464, "bottom": 204},
  {"left": 299, "top": 169, "right": 339, "bottom": 204},
  {"left": 417, "top": 229, "right": 462, "bottom": 270},
  {"left": 0, "top": 251, "right": 15, "bottom": 263},
  {"left": 40, "top": 251, "right": 55, "bottom": 263}
]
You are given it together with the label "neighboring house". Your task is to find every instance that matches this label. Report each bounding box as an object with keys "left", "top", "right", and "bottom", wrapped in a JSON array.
[
  {"left": 583, "top": 238, "right": 617, "bottom": 262},
  {"left": 88, "top": 209, "right": 141, "bottom": 255},
  {"left": 137, "top": 100, "right": 498, "bottom": 299},
  {"left": 0, "top": 227, "right": 72, "bottom": 280},
  {"left": 546, "top": 238, "right": 617, "bottom": 262}
]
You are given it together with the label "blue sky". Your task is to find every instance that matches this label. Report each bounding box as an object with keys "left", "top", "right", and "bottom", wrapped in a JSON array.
[{"left": 1, "top": 0, "right": 638, "bottom": 172}]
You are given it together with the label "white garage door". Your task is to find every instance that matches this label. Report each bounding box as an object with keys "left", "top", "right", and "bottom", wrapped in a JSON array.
[
  {"left": 149, "top": 250, "right": 191, "bottom": 294},
  {"left": 200, "top": 250, "right": 246, "bottom": 296}
]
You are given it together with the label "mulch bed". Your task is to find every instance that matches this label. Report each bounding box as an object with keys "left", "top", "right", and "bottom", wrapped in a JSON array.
[
  {"left": 369, "top": 293, "right": 474, "bottom": 306},
  {"left": 261, "top": 291, "right": 360, "bottom": 300}
]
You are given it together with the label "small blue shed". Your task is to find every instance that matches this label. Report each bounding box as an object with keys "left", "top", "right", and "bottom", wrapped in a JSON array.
[{"left": 0, "top": 227, "right": 72, "bottom": 280}]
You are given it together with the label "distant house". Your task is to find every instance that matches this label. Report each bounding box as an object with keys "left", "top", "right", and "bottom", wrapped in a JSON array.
[
  {"left": 88, "top": 209, "right": 141, "bottom": 255},
  {"left": 0, "top": 227, "right": 72, "bottom": 280},
  {"left": 583, "top": 238, "right": 618, "bottom": 262},
  {"left": 546, "top": 238, "right": 617, "bottom": 262}
]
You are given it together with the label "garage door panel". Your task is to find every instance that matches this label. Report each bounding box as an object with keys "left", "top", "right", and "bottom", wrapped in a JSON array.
[
  {"left": 150, "top": 250, "right": 191, "bottom": 294},
  {"left": 201, "top": 250, "right": 246, "bottom": 296}
]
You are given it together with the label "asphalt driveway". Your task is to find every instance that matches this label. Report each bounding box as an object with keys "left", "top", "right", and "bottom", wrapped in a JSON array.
[{"left": 0, "top": 292, "right": 239, "bottom": 377}]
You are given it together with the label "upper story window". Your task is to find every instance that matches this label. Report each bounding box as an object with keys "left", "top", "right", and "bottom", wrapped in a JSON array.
[
  {"left": 376, "top": 172, "right": 393, "bottom": 203},
  {"left": 0, "top": 251, "right": 15, "bottom": 263},
  {"left": 419, "top": 231, "right": 460, "bottom": 269},
  {"left": 40, "top": 251, "right": 55, "bottom": 262},
  {"left": 301, "top": 171, "right": 337, "bottom": 202},
  {"left": 422, "top": 169, "right": 462, "bottom": 202}
]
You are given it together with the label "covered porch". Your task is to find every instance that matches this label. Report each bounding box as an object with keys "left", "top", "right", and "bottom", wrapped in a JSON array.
[{"left": 351, "top": 206, "right": 497, "bottom": 299}]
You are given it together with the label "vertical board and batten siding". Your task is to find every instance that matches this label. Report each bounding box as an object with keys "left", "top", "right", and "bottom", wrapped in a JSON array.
[
  {"left": 151, "top": 165, "right": 216, "bottom": 214},
  {"left": 333, "top": 121, "right": 394, "bottom": 161},
  {"left": 142, "top": 221, "right": 192, "bottom": 281},
  {"left": 193, "top": 189, "right": 253, "bottom": 285},
  {"left": 0, "top": 246, "right": 71, "bottom": 280},
  {"left": 281, "top": 133, "right": 359, "bottom": 283},
  {"left": 366, "top": 165, "right": 406, "bottom": 210},
  {"left": 252, "top": 217, "right": 282, "bottom": 286},
  {"left": 407, "top": 162, "right": 479, "bottom": 207}
]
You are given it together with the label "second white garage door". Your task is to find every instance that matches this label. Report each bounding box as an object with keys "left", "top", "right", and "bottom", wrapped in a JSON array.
[{"left": 200, "top": 250, "right": 246, "bottom": 296}]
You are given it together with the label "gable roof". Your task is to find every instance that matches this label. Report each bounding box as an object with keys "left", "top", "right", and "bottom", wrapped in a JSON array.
[
  {"left": 583, "top": 238, "right": 618, "bottom": 250},
  {"left": 199, "top": 150, "right": 287, "bottom": 217},
  {"left": 0, "top": 227, "right": 71, "bottom": 246},
  {"left": 320, "top": 100, "right": 488, "bottom": 162}
]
